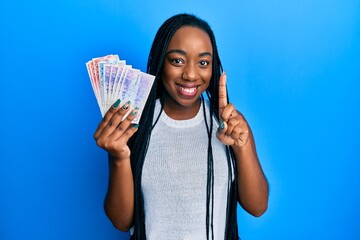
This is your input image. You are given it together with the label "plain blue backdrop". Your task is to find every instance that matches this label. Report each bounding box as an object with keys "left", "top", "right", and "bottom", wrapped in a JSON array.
[{"left": 1, "top": 0, "right": 359, "bottom": 239}]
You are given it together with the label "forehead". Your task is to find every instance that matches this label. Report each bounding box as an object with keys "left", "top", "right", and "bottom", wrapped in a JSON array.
[{"left": 167, "top": 26, "right": 213, "bottom": 52}]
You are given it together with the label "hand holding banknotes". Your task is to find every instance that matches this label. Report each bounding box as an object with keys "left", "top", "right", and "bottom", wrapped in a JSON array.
[
  {"left": 87, "top": 54, "right": 155, "bottom": 159},
  {"left": 93, "top": 99, "right": 139, "bottom": 160}
]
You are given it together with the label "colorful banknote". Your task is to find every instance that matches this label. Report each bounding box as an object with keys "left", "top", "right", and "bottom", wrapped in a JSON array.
[{"left": 86, "top": 54, "right": 155, "bottom": 123}]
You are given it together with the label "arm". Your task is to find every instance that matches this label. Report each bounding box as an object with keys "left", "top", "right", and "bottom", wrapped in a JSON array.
[
  {"left": 104, "top": 155, "right": 134, "bottom": 231},
  {"left": 231, "top": 119, "right": 268, "bottom": 217},
  {"left": 217, "top": 73, "right": 269, "bottom": 217},
  {"left": 93, "top": 100, "right": 138, "bottom": 231}
]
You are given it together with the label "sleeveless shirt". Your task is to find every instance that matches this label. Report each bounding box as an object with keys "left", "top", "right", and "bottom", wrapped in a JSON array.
[{"left": 141, "top": 99, "right": 232, "bottom": 239}]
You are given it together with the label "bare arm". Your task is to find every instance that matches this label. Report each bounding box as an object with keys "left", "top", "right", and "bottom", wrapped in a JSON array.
[
  {"left": 231, "top": 121, "right": 268, "bottom": 216},
  {"left": 93, "top": 100, "right": 138, "bottom": 231},
  {"left": 104, "top": 155, "right": 134, "bottom": 231},
  {"left": 217, "top": 73, "right": 269, "bottom": 217}
]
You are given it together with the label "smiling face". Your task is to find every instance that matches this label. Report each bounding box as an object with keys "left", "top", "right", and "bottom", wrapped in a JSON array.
[{"left": 161, "top": 26, "right": 213, "bottom": 119}]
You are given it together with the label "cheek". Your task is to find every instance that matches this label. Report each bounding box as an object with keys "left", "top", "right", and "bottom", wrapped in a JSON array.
[
  {"left": 160, "top": 64, "right": 170, "bottom": 86},
  {"left": 201, "top": 69, "right": 213, "bottom": 84},
  {"left": 161, "top": 63, "right": 180, "bottom": 83}
]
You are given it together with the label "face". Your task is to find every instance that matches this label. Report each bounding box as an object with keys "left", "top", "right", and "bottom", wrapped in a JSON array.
[{"left": 161, "top": 26, "right": 213, "bottom": 116}]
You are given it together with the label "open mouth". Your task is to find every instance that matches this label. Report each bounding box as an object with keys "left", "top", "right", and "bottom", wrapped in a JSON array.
[
  {"left": 179, "top": 86, "right": 197, "bottom": 93},
  {"left": 177, "top": 84, "right": 200, "bottom": 97}
]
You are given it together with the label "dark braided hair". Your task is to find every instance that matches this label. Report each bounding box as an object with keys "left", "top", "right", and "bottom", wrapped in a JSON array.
[{"left": 128, "top": 13, "right": 239, "bottom": 240}]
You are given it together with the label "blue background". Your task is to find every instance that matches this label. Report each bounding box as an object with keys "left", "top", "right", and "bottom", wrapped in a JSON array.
[{"left": 1, "top": 0, "right": 359, "bottom": 239}]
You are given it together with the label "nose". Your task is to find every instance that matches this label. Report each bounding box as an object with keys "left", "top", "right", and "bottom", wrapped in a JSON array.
[{"left": 182, "top": 63, "right": 198, "bottom": 81}]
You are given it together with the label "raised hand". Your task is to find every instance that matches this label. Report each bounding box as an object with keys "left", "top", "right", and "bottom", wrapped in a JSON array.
[
  {"left": 94, "top": 99, "right": 139, "bottom": 160},
  {"left": 216, "top": 72, "right": 249, "bottom": 147}
]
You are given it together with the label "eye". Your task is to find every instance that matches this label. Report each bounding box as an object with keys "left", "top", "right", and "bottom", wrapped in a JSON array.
[
  {"left": 199, "top": 60, "right": 210, "bottom": 67},
  {"left": 169, "top": 58, "right": 184, "bottom": 65}
]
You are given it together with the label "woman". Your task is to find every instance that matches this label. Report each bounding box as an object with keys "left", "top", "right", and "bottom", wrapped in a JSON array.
[{"left": 94, "top": 13, "right": 269, "bottom": 240}]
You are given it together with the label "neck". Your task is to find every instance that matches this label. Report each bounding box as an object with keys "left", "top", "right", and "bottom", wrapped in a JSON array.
[{"left": 162, "top": 94, "right": 202, "bottom": 120}]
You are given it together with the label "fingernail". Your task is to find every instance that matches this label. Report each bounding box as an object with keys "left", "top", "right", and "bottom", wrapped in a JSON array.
[
  {"left": 133, "top": 124, "right": 139, "bottom": 129},
  {"left": 220, "top": 120, "right": 225, "bottom": 129},
  {"left": 130, "top": 107, "right": 139, "bottom": 116},
  {"left": 122, "top": 101, "right": 131, "bottom": 110},
  {"left": 223, "top": 70, "right": 226, "bottom": 75},
  {"left": 112, "top": 99, "right": 121, "bottom": 108}
]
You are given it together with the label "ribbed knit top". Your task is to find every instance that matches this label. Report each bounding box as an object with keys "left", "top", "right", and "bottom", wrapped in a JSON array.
[{"left": 141, "top": 98, "right": 232, "bottom": 240}]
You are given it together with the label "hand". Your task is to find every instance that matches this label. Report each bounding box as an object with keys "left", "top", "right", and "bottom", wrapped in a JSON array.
[
  {"left": 216, "top": 72, "right": 249, "bottom": 147},
  {"left": 93, "top": 100, "right": 139, "bottom": 160}
]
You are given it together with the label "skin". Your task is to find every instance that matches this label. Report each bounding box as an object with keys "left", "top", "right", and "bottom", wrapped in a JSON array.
[
  {"left": 93, "top": 26, "right": 268, "bottom": 232},
  {"left": 161, "top": 26, "right": 213, "bottom": 120},
  {"left": 93, "top": 102, "right": 137, "bottom": 231},
  {"left": 217, "top": 73, "right": 269, "bottom": 216}
]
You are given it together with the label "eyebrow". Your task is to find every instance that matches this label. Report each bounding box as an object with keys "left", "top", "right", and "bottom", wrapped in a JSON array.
[{"left": 166, "top": 49, "right": 212, "bottom": 57}]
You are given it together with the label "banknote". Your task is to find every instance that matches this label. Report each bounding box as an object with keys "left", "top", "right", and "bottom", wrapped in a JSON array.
[
  {"left": 132, "top": 72, "right": 157, "bottom": 123},
  {"left": 119, "top": 68, "right": 140, "bottom": 103},
  {"left": 86, "top": 54, "right": 119, "bottom": 112},
  {"left": 107, "top": 60, "right": 126, "bottom": 108},
  {"left": 111, "top": 64, "right": 129, "bottom": 105},
  {"left": 98, "top": 56, "right": 120, "bottom": 112},
  {"left": 86, "top": 55, "right": 155, "bottom": 123}
]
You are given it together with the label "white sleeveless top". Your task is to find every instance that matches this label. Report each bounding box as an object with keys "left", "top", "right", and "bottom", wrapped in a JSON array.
[{"left": 140, "top": 99, "right": 233, "bottom": 240}]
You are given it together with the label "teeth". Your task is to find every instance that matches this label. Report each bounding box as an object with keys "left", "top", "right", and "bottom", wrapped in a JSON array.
[{"left": 180, "top": 86, "right": 196, "bottom": 93}]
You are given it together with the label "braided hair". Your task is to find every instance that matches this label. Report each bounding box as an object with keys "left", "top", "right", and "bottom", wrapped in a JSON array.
[{"left": 129, "top": 13, "right": 239, "bottom": 239}]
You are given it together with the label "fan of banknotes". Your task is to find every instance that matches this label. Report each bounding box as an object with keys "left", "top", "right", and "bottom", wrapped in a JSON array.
[{"left": 86, "top": 54, "right": 155, "bottom": 124}]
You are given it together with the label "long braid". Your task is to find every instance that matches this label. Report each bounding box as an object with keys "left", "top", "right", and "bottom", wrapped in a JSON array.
[
  {"left": 203, "top": 95, "right": 215, "bottom": 239},
  {"left": 129, "top": 81, "right": 157, "bottom": 239},
  {"left": 129, "top": 13, "right": 239, "bottom": 239},
  {"left": 206, "top": 33, "right": 240, "bottom": 240}
]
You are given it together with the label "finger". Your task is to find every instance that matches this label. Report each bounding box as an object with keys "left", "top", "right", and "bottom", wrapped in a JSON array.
[
  {"left": 109, "top": 101, "right": 132, "bottom": 129},
  {"left": 216, "top": 119, "right": 228, "bottom": 142},
  {"left": 221, "top": 109, "right": 244, "bottom": 135},
  {"left": 109, "top": 107, "right": 139, "bottom": 141},
  {"left": 94, "top": 99, "right": 121, "bottom": 139},
  {"left": 236, "top": 129, "right": 249, "bottom": 147},
  {"left": 224, "top": 111, "right": 244, "bottom": 135},
  {"left": 216, "top": 127, "right": 233, "bottom": 145},
  {"left": 230, "top": 125, "right": 243, "bottom": 139},
  {"left": 225, "top": 118, "right": 237, "bottom": 136},
  {"left": 218, "top": 72, "right": 228, "bottom": 114},
  {"left": 220, "top": 103, "right": 235, "bottom": 122},
  {"left": 121, "top": 124, "right": 140, "bottom": 142},
  {"left": 99, "top": 101, "right": 132, "bottom": 139}
]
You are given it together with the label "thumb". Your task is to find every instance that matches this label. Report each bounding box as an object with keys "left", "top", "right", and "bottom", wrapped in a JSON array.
[{"left": 216, "top": 119, "right": 227, "bottom": 140}]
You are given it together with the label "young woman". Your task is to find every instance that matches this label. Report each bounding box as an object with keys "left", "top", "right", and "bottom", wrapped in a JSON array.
[{"left": 94, "top": 13, "right": 269, "bottom": 240}]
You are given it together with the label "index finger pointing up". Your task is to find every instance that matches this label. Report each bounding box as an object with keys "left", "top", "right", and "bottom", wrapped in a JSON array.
[{"left": 218, "top": 72, "right": 228, "bottom": 113}]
